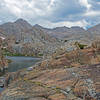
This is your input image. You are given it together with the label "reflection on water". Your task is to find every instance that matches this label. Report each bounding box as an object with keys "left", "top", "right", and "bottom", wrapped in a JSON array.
[
  {"left": 0, "top": 88, "right": 4, "bottom": 92},
  {"left": 6, "top": 56, "right": 41, "bottom": 72},
  {"left": 0, "top": 56, "right": 41, "bottom": 93}
]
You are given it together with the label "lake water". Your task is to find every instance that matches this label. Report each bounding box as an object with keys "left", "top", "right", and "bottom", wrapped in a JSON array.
[
  {"left": 0, "top": 57, "right": 40, "bottom": 92},
  {"left": 0, "top": 88, "right": 4, "bottom": 93},
  {"left": 0, "top": 56, "right": 41, "bottom": 92},
  {"left": 6, "top": 56, "right": 41, "bottom": 72}
]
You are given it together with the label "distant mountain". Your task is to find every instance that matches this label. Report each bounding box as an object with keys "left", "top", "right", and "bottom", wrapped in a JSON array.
[
  {"left": 1, "top": 18, "right": 100, "bottom": 56},
  {"left": 0, "top": 19, "right": 58, "bottom": 42},
  {"left": 34, "top": 24, "right": 90, "bottom": 41},
  {"left": 1, "top": 19, "right": 100, "bottom": 39},
  {"left": 0, "top": 19, "right": 32, "bottom": 36},
  {"left": 88, "top": 24, "right": 100, "bottom": 35},
  {"left": 51, "top": 26, "right": 87, "bottom": 38},
  {"left": 0, "top": 19, "right": 60, "bottom": 56}
]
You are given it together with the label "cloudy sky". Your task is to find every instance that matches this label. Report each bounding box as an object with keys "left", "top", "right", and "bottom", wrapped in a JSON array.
[{"left": 0, "top": 0, "right": 100, "bottom": 28}]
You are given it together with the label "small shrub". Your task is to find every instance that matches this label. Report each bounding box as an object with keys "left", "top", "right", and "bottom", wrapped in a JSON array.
[
  {"left": 64, "top": 40, "right": 67, "bottom": 42},
  {"left": 38, "top": 53, "right": 43, "bottom": 56},
  {"left": 75, "top": 42, "right": 87, "bottom": 49},
  {"left": 78, "top": 44, "right": 86, "bottom": 49}
]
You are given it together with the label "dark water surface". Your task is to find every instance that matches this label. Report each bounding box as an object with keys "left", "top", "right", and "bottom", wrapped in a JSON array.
[
  {"left": 0, "top": 56, "right": 41, "bottom": 92},
  {"left": 6, "top": 56, "right": 41, "bottom": 72},
  {"left": 0, "top": 88, "right": 5, "bottom": 93}
]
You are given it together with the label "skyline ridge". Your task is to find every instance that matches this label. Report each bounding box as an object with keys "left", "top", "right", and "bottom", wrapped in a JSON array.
[{"left": 0, "top": 18, "right": 100, "bottom": 30}]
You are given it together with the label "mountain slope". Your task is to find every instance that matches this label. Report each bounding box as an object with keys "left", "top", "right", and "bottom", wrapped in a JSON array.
[
  {"left": 1, "top": 19, "right": 100, "bottom": 56},
  {"left": 34, "top": 24, "right": 90, "bottom": 40},
  {"left": 34, "top": 24, "right": 92, "bottom": 47},
  {"left": 88, "top": 24, "right": 100, "bottom": 35},
  {"left": 0, "top": 19, "right": 61, "bottom": 56},
  {"left": 0, "top": 19, "right": 32, "bottom": 36}
]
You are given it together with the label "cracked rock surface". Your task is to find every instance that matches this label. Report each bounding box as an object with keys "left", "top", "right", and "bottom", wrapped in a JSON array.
[
  {"left": 0, "top": 48, "right": 100, "bottom": 100},
  {"left": 0, "top": 64, "right": 100, "bottom": 100}
]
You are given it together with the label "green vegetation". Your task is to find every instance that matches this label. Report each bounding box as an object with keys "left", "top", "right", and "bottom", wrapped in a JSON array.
[
  {"left": 3, "top": 50, "right": 43, "bottom": 57},
  {"left": 78, "top": 43, "right": 87, "bottom": 49},
  {"left": 75, "top": 42, "right": 87, "bottom": 49},
  {"left": 3, "top": 51, "right": 25, "bottom": 56},
  {"left": 38, "top": 53, "right": 43, "bottom": 56},
  {"left": 64, "top": 40, "right": 67, "bottom": 42},
  {"left": 3, "top": 48, "right": 27, "bottom": 56},
  {"left": 2, "top": 48, "right": 43, "bottom": 57}
]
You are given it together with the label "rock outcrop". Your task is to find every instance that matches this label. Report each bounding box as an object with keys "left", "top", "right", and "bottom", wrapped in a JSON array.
[
  {"left": 1, "top": 19, "right": 100, "bottom": 56},
  {"left": 0, "top": 39, "right": 8, "bottom": 75},
  {"left": 0, "top": 45, "right": 100, "bottom": 100},
  {"left": 0, "top": 19, "right": 100, "bottom": 100},
  {"left": 0, "top": 19, "right": 61, "bottom": 56}
]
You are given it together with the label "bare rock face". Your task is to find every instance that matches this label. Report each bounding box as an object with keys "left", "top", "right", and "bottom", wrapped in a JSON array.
[
  {"left": 0, "top": 18, "right": 33, "bottom": 36},
  {"left": 0, "top": 39, "right": 8, "bottom": 75},
  {"left": 0, "top": 19, "right": 61, "bottom": 56},
  {"left": 1, "top": 19, "right": 100, "bottom": 56},
  {"left": 88, "top": 24, "right": 100, "bottom": 35},
  {"left": 0, "top": 20, "right": 100, "bottom": 100},
  {"left": 0, "top": 47, "right": 100, "bottom": 100},
  {"left": 92, "top": 40, "right": 100, "bottom": 49},
  {"left": 87, "top": 24, "right": 100, "bottom": 40},
  {"left": 0, "top": 64, "right": 99, "bottom": 100}
]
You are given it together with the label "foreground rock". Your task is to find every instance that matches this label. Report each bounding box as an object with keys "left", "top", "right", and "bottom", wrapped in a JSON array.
[
  {"left": 0, "top": 63, "right": 100, "bottom": 100},
  {"left": 0, "top": 38, "right": 8, "bottom": 76},
  {"left": 0, "top": 46, "right": 100, "bottom": 100}
]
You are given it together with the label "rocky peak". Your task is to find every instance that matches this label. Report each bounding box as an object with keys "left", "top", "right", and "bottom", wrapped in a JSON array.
[
  {"left": 71, "top": 26, "right": 85, "bottom": 30},
  {"left": 88, "top": 23, "right": 100, "bottom": 34},
  {"left": 14, "top": 18, "right": 32, "bottom": 29},
  {"left": 15, "top": 18, "right": 26, "bottom": 23},
  {"left": 34, "top": 24, "right": 42, "bottom": 28},
  {"left": 52, "top": 26, "right": 70, "bottom": 32},
  {"left": 0, "top": 19, "right": 33, "bottom": 35},
  {"left": 33, "top": 24, "right": 51, "bottom": 31}
]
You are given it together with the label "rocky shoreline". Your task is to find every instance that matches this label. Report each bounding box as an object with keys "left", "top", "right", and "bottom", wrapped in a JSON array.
[
  {"left": 0, "top": 19, "right": 100, "bottom": 100},
  {"left": 0, "top": 46, "right": 100, "bottom": 100}
]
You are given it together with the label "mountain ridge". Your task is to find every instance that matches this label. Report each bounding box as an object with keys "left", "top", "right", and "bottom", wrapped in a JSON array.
[{"left": 0, "top": 18, "right": 100, "bottom": 56}]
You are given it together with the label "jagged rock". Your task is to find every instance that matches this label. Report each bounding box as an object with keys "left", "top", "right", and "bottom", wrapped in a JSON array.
[
  {"left": 0, "top": 38, "right": 8, "bottom": 75},
  {"left": 0, "top": 19, "right": 61, "bottom": 56},
  {"left": 0, "top": 58, "right": 100, "bottom": 100},
  {"left": 0, "top": 20, "right": 100, "bottom": 100}
]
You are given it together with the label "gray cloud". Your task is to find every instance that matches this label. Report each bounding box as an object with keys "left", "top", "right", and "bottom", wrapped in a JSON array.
[{"left": 0, "top": 0, "right": 100, "bottom": 28}]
